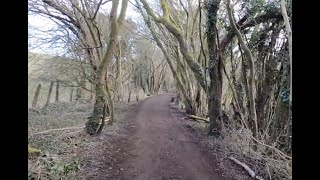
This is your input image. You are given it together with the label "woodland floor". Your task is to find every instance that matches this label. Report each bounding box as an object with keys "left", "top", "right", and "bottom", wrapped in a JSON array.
[
  {"left": 79, "top": 92, "right": 247, "bottom": 180},
  {"left": 29, "top": 92, "right": 248, "bottom": 180}
]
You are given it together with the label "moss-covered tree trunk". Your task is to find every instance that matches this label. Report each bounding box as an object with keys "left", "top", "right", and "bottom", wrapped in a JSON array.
[
  {"left": 32, "top": 84, "right": 42, "bottom": 108},
  {"left": 85, "top": 83, "right": 106, "bottom": 135},
  {"left": 45, "top": 81, "right": 54, "bottom": 107},
  {"left": 207, "top": 0, "right": 222, "bottom": 136},
  {"left": 85, "top": 0, "right": 128, "bottom": 135},
  {"left": 86, "top": 74, "right": 114, "bottom": 135}
]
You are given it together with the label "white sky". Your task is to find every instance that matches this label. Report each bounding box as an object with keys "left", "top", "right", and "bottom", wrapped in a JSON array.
[{"left": 28, "top": 0, "right": 140, "bottom": 56}]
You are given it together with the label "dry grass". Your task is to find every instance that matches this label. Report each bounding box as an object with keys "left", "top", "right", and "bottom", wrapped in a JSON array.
[
  {"left": 217, "top": 126, "right": 292, "bottom": 180},
  {"left": 28, "top": 90, "right": 149, "bottom": 180},
  {"left": 28, "top": 101, "right": 92, "bottom": 179},
  {"left": 170, "top": 103, "right": 292, "bottom": 180},
  {"left": 198, "top": 125, "right": 292, "bottom": 180}
]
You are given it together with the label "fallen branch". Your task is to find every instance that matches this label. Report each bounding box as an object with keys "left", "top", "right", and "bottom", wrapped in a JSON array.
[
  {"left": 187, "top": 114, "right": 209, "bottom": 123},
  {"left": 30, "top": 125, "right": 85, "bottom": 135},
  {"left": 229, "top": 157, "right": 265, "bottom": 180},
  {"left": 30, "top": 118, "right": 110, "bottom": 135}
]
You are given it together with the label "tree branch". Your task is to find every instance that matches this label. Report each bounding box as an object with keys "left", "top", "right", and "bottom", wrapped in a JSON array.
[{"left": 220, "top": 10, "right": 282, "bottom": 50}]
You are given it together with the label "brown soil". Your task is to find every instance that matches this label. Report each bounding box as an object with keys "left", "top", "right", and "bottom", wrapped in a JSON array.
[{"left": 81, "top": 93, "right": 227, "bottom": 180}]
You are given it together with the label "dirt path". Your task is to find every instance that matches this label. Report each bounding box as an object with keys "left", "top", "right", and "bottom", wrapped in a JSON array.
[{"left": 115, "top": 93, "right": 225, "bottom": 180}]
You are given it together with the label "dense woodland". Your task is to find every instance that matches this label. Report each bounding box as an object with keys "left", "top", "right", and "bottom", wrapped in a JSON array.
[{"left": 28, "top": 0, "right": 292, "bottom": 179}]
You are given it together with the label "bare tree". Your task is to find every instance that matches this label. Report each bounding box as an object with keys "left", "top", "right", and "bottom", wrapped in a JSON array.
[{"left": 29, "top": 0, "right": 129, "bottom": 135}]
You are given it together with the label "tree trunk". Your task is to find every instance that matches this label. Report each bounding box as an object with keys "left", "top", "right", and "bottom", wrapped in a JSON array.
[
  {"left": 139, "top": 0, "right": 207, "bottom": 91},
  {"left": 227, "top": 0, "right": 258, "bottom": 136},
  {"left": 195, "top": 86, "right": 201, "bottom": 115},
  {"left": 55, "top": 81, "right": 60, "bottom": 102},
  {"left": 76, "top": 87, "right": 80, "bottom": 100},
  {"left": 152, "top": 62, "right": 156, "bottom": 94},
  {"left": 137, "top": 3, "right": 195, "bottom": 114},
  {"left": 70, "top": 88, "right": 74, "bottom": 102},
  {"left": 281, "top": 0, "right": 292, "bottom": 151},
  {"left": 281, "top": 0, "right": 292, "bottom": 104},
  {"left": 85, "top": 83, "right": 107, "bottom": 135},
  {"left": 239, "top": 47, "right": 250, "bottom": 126},
  {"left": 207, "top": 0, "right": 223, "bottom": 136},
  {"left": 128, "top": 88, "right": 132, "bottom": 103},
  {"left": 105, "top": 80, "right": 115, "bottom": 125},
  {"left": 136, "top": 89, "right": 139, "bottom": 102},
  {"left": 85, "top": 0, "right": 128, "bottom": 135},
  {"left": 45, "top": 81, "right": 54, "bottom": 107},
  {"left": 208, "top": 65, "right": 223, "bottom": 135},
  {"left": 76, "top": 78, "right": 86, "bottom": 100},
  {"left": 32, "top": 84, "right": 42, "bottom": 108},
  {"left": 175, "top": 93, "right": 181, "bottom": 106},
  {"left": 89, "top": 83, "right": 94, "bottom": 101},
  {"left": 96, "top": 103, "right": 107, "bottom": 134},
  {"left": 115, "top": 41, "right": 123, "bottom": 102}
]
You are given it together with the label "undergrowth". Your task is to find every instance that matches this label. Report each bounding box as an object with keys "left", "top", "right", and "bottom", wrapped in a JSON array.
[
  {"left": 170, "top": 103, "right": 292, "bottom": 180},
  {"left": 28, "top": 101, "right": 92, "bottom": 180},
  {"left": 218, "top": 126, "right": 292, "bottom": 180},
  {"left": 28, "top": 93, "right": 146, "bottom": 180}
]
